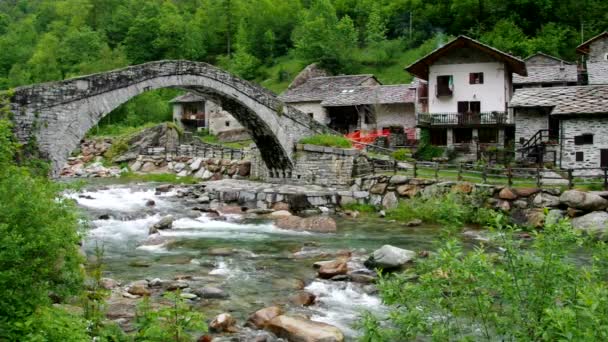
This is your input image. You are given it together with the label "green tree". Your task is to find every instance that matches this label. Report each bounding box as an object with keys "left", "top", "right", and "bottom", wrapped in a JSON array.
[
  {"left": 480, "top": 19, "right": 530, "bottom": 57},
  {"left": 365, "top": 4, "right": 387, "bottom": 45}
]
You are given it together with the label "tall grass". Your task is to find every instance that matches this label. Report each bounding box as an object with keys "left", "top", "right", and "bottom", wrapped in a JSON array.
[{"left": 299, "top": 134, "right": 352, "bottom": 148}]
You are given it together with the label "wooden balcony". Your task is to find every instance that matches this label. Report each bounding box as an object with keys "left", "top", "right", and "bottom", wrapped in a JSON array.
[{"left": 417, "top": 112, "right": 512, "bottom": 127}]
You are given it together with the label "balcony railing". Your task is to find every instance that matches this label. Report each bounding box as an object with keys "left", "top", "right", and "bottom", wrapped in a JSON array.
[{"left": 417, "top": 112, "right": 511, "bottom": 126}]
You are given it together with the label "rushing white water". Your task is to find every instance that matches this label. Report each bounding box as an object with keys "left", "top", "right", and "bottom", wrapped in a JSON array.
[
  {"left": 65, "top": 187, "right": 175, "bottom": 212},
  {"left": 305, "top": 280, "right": 386, "bottom": 338}
]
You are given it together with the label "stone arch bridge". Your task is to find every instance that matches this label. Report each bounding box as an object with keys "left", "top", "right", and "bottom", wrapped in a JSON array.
[{"left": 8, "top": 60, "right": 332, "bottom": 176}]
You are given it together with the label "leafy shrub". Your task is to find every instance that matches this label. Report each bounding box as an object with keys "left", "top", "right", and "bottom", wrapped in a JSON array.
[
  {"left": 414, "top": 144, "right": 444, "bottom": 161},
  {"left": 391, "top": 148, "right": 411, "bottom": 161},
  {"left": 299, "top": 134, "right": 352, "bottom": 148},
  {"left": 103, "top": 138, "right": 129, "bottom": 161},
  {"left": 361, "top": 216, "right": 608, "bottom": 341}
]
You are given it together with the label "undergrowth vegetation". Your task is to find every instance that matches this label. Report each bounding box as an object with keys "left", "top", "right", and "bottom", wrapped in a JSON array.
[
  {"left": 119, "top": 171, "right": 199, "bottom": 185},
  {"left": 299, "top": 134, "right": 352, "bottom": 148},
  {"left": 361, "top": 215, "right": 608, "bottom": 341}
]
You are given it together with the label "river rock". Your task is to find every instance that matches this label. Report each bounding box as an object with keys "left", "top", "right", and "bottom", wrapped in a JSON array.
[
  {"left": 210, "top": 313, "right": 238, "bottom": 333},
  {"left": 247, "top": 306, "right": 283, "bottom": 329},
  {"left": 275, "top": 216, "right": 337, "bottom": 233},
  {"left": 381, "top": 192, "right": 398, "bottom": 210},
  {"left": 194, "top": 286, "right": 229, "bottom": 299},
  {"left": 156, "top": 184, "right": 173, "bottom": 193},
  {"left": 571, "top": 211, "right": 608, "bottom": 240},
  {"left": 498, "top": 188, "right": 518, "bottom": 200},
  {"left": 317, "top": 259, "right": 348, "bottom": 279},
  {"left": 365, "top": 245, "right": 416, "bottom": 270},
  {"left": 166, "top": 281, "right": 189, "bottom": 291},
  {"left": 533, "top": 192, "right": 560, "bottom": 208},
  {"left": 289, "top": 291, "right": 316, "bottom": 306},
  {"left": 267, "top": 315, "right": 344, "bottom": 342},
  {"left": 560, "top": 190, "right": 608, "bottom": 211},
  {"left": 149, "top": 215, "right": 174, "bottom": 234},
  {"left": 101, "top": 278, "right": 119, "bottom": 290},
  {"left": 127, "top": 284, "right": 150, "bottom": 296}
]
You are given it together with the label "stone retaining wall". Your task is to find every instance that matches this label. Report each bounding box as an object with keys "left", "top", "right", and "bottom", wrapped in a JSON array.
[{"left": 130, "top": 155, "right": 251, "bottom": 180}]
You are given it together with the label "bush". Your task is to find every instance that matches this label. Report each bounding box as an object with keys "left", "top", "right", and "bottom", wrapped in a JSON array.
[
  {"left": 103, "top": 138, "right": 128, "bottom": 161},
  {"left": 361, "top": 216, "right": 608, "bottom": 341},
  {"left": 391, "top": 148, "right": 411, "bottom": 161},
  {"left": 414, "top": 143, "right": 444, "bottom": 161},
  {"left": 299, "top": 134, "right": 352, "bottom": 148}
]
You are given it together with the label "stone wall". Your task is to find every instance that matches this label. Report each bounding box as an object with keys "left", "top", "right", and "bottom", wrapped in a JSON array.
[
  {"left": 130, "top": 154, "right": 251, "bottom": 180},
  {"left": 560, "top": 117, "right": 608, "bottom": 172},
  {"left": 588, "top": 37, "right": 608, "bottom": 63},
  {"left": 514, "top": 107, "right": 550, "bottom": 147}
]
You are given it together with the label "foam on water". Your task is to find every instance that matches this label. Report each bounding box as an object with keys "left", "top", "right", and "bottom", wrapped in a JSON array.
[
  {"left": 89, "top": 214, "right": 161, "bottom": 242},
  {"left": 305, "top": 280, "right": 385, "bottom": 337},
  {"left": 65, "top": 187, "right": 173, "bottom": 212},
  {"left": 169, "top": 216, "right": 315, "bottom": 239}
]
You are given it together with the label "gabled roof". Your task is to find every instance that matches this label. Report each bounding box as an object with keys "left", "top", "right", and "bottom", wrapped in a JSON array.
[
  {"left": 524, "top": 52, "right": 574, "bottom": 66},
  {"left": 169, "top": 92, "right": 205, "bottom": 103},
  {"left": 405, "top": 35, "right": 527, "bottom": 80},
  {"left": 509, "top": 85, "right": 608, "bottom": 115},
  {"left": 321, "top": 85, "right": 416, "bottom": 107},
  {"left": 587, "top": 63, "right": 608, "bottom": 85},
  {"left": 513, "top": 65, "right": 578, "bottom": 85},
  {"left": 576, "top": 31, "right": 608, "bottom": 54},
  {"left": 279, "top": 75, "right": 379, "bottom": 103}
]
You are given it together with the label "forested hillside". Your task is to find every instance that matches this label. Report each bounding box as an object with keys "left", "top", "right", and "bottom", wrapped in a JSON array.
[{"left": 0, "top": 0, "right": 606, "bottom": 93}]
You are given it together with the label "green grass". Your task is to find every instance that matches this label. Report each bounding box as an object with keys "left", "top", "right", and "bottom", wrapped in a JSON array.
[
  {"left": 86, "top": 122, "right": 161, "bottom": 138},
  {"left": 341, "top": 203, "right": 378, "bottom": 214},
  {"left": 299, "top": 134, "right": 352, "bottom": 148},
  {"left": 119, "top": 172, "right": 199, "bottom": 184}
]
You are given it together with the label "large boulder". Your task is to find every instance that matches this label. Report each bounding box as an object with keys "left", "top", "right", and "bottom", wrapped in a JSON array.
[
  {"left": 148, "top": 215, "right": 174, "bottom": 234},
  {"left": 289, "top": 291, "right": 316, "bottom": 306},
  {"left": 571, "top": 211, "right": 608, "bottom": 240},
  {"left": 275, "top": 216, "right": 337, "bottom": 233},
  {"left": 113, "top": 123, "right": 180, "bottom": 162},
  {"left": 210, "top": 313, "right": 238, "bottom": 333},
  {"left": 193, "top": 286, "right": 229, "bottom": 299},
  {"left": 317, "top": 259, "right": 348, "bottom": 279},
  {"left": 247, "top": 306, "right": 283, "bottom": 329},
  {"left": 381, "top": 192, "right": 398, "bottom": 210},
  {"left": 560, "top": 190, "right": 608, "bottom": 211},
  {"left": 396, "top": 184, "right": 419, "bottom": 198},
  {"left": 266, "top": 315, "right": 344, "bottom": 342},
  {"left": 364, "top": 245, "right": 416, "bottom": 270},
  {"left": 498, "top": 188, "right": 518, "bottom": 200}
]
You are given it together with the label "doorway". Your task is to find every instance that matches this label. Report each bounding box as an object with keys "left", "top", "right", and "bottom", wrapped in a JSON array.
[
  {"left": 601, "top": 149, "right": 608, "bottom": 168},
  {"left": 548, "top": 116, "right": 560, "bottom": 141}
]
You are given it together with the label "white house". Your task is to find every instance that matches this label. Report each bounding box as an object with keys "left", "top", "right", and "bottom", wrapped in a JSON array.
[{"left": 406, "top": 35, "right": 527, "bottom": 153}]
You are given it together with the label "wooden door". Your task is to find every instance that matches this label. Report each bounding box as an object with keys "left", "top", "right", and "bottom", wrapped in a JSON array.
[
  {"left": 601, "top": 149, "right": 608, "bottom": 168},
  {"left": 548, "top": 116, "right": 560, "bottom": 141}
]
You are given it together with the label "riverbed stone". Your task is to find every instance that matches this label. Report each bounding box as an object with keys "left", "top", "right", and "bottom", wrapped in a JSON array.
[
  {"left": 267, "top": 315, "right": 344, "bottom": 342},
  {"left": 101, "top": 278, "right": 119, "bottom": 290},
  {"left": 275, "top": 216, "right": 337, "bottom": 233},
  {"left": 194, "top": 286, "right": 229, "bottom": 299},
  {"left": 560, "top": 190, "right": 608, "bottom": 211},
  {"left": 365, "top": 245, "right": 416, "bottom": 270},
  {"left": 533, "top": 192, "right": 560, "bottom": 208},
  {"left": 210, "top": 313, "right": 238, "bottom": 333},
  {"left": 571, "top": 211, "right": 608, "bottom": 240},
  {"left": 247, "top": 306, "right": 283, "bottom": 329},
  {"left": 149, "top": 215, "right": 174, "bottom": 234},
  {"left": 289, "top": 291, "right": 316, "bottom": 306},
  {"left": 127, "top": 284, "right": 150, "bottom": 296},
  {"left": 317, "top": 259, "right": 348, "bottom": 279}
]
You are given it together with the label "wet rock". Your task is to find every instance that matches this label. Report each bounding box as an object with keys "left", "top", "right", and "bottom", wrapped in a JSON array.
[
  {"left": 208, "top": 247, "right": 234, "bottom": 256},
  {"left": 270, "top": 210, "right": 292, "bottom": 217},
  {"left": 145, "top": 199, "right": 155, "bottom": 207},
  {"left": 533, "top": 192, "right": 560, "bottom": 208},
  {"left": 349, "top": 273, "right": 376, "bottom": 284},
  {"left": 289, "top": 291, "right": 316, "bottom": 306},
  {"left": 267, "top": 315, "right": 344, "bottom": 342},
  {"left": 498, "top": 188, "right": 518, "bottom": 200},
  {"left": 194, "top": 286, "right": 229, "bottom": 299},
  {"left": 218, "top": 205, "right": 244, "bottom": 215},
  {"left": 405, "top": 219, "right": 422, "bottom": 227},
  {"left": 317, "top": 259, "right": 348, "bottom": 279},
  {"left": 381, "top": 192, "right": 398, "bottom": 210},
  {"left": 560, "top": 190, "right": 608, "bottom": 211},
  {"left": 98, "top": 214, "right": 111, "bottom": 220},
  {"left": 127, "top": 284, "right": 150, "bottom": 296},
  {"left": 149, "top": 215, "right": 174, "bottom": 234},
  {"left": 329, "top": 274, "right": 350, "bottom": 281},
  {"left": 247, "top": 306, "right": 283, "bottom": 329},
  {"left": 571, "top": 211, "right": 608, "bottom": 240},
  {"left": 275, "top": 216, "right": 337, "bottom": 233},
  {"left": 166, "top": 281, "right": 189, "bottom": 291},
  {"left": 140, "top": 234, "right": 173, "bottom": 247},
  {"left": 365, "top": 245, "right": 416, "bottom": 270},
  {"left": 210, "top": 313, "right": 238, "bottom": 333}
]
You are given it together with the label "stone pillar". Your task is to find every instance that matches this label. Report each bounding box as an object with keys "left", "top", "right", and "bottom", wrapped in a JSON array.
[
  {"left": 472, "top": 128, "right": 479, "bottom": 156},
  {"left": 498, "top": 128, "right": 505, "bottom": 147},
  {"left": 446, "top": 128, "right": 454, "bottom": 148}
]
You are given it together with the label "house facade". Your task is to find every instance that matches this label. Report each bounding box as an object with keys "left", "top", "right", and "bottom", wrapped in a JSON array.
[
  {"left": 577, "top": 31, "right": 608, "bottom": 85},
  {"left": 510, "top": 86, "right": 608, "bottom": 170},
  {"left": 406, "top": 36, "right": 527, "bottom": 157}
]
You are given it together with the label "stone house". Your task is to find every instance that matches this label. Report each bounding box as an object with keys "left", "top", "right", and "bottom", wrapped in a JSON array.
[
  {"left": 170, "top": 92, "right": 249, "bottom": 142},
  {"left": 279, "top": 74, "right": 418, "bottom": 137},
  {"left": 513, "top": 52, "right": 578, "bottom": 89},
  {"left": 577, "top": 31, "right": 608, "bottom": 85},
  {"left": 509, "top": 85, "right": 608, "bottom": 170},
  {"left": 406, "top": 35, "right": 527, "bottom": 156}
]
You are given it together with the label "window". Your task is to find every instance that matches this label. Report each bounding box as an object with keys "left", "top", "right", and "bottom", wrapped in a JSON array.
[
  {"left": 225, "top": 121, "right": 230, "bottom": 127},
  {"left": 308, "top": 113, "right": 314, "bottom": 119},
  {"left": 478, "top": 128, "right": 498, "bottom": 143},
  {"left": 436, "top": 75, "right": 453, "bottom": 97},
  {"left": 469, "top": 72, "right": 484, "bottom": 84},
  {"left": 576, "top": 151, "right": 584, "bottom": 162},
  {"left": 454, "top": 128, "right": 473, "bottom": 143},
  {"left": 458, "top": 101, "right": 481, "bottom": 114},
  {"left": 430, "top": 128, "right": 448, "bottom": 146},
  {"left": 574, "top": 134, "right": 593, "bottom": 145}
]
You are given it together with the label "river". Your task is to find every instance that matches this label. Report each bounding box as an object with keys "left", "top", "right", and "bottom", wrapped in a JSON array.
[{"left": 66, "top": 182, "right": 444, "bottom": 340}]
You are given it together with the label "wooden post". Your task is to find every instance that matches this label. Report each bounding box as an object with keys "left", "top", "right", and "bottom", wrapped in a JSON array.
[
  {"left": 434, "top": 162, "right": 439, "bottom": 181},
  {"left": 568, "top": 169, "right": 574, "bottom": 189},
  {"left": 536, "top": 167, "right": 542, "bottom": 188},
  {"left": 393, "top": 160, "right": 398, "bottom": 175},
  {"left": 457, "top": 163, "right": 463, "bottom": 181},
  {"left": 604, "top": 168, "right": 608, "bottom": 190},
  {"left": 413, "top": 161, "right": 417, "bottom": 178},
  {"left": 507, "top": 167, "right": 513, "bottom": 187},
  {"left": 482, "top": 164, "right": 487, "bottom": 184}
]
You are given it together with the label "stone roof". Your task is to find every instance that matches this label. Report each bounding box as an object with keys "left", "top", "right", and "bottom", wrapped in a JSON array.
[
  {"left": 169, "top": 92, "right": 205, "bottom": 103},
  {"left": 321, "top": 85, "right": 416, "bottom": 107},
  {"left": 512, "top": 64, "right": 578, "bottom": 85},
  {"left": 509, "top": 85, "right": 608, "bottom": 115},
  {"left": 587, "top": 62, "right": 608, "bottom": 85},
  {"left": 279, "top": 75, "right": 379, "bottom": 103},
  {"left": 576, "top": 31, "right": 608, "bottom": 54},
  {"left": 405, "top": 35, "right": 527, "bottom": 80}
]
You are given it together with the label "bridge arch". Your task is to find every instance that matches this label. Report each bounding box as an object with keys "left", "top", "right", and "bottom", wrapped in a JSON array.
[{"left": 9, "top": 60, "right": 331, "bottom": 176}]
